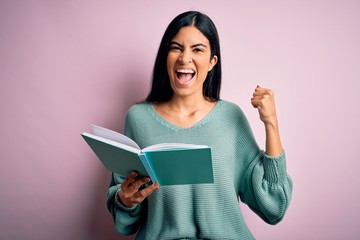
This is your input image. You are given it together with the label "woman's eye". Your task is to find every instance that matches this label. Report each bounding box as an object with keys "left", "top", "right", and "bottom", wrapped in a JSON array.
[
  {"left": 170, "top": 46, "right": 182, "bottom": 51},
  {"left": 194, "top": 48, "right": 204, "bottom": 53}
]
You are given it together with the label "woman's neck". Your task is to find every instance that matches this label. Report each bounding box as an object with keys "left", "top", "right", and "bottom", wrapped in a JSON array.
[
  {"left": 152, "top": 94, "right": 217, "bottom": 128},
  {"left": 167, "top": 94, "right": 213, "bottom": 112}
]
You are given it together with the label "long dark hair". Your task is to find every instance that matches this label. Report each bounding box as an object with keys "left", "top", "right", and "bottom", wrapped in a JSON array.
[{"left": 145, "top": 11, "right": 222, "bottom": 102}]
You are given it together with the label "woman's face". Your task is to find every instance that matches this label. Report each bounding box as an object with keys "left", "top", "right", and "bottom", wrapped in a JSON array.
[{"left": 167, "top": 26, "right": 217, "bottom": 99}]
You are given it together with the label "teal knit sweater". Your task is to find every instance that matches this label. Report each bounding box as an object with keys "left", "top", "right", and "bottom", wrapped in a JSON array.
[{"left": 106, "top": 100, "right": 293, "bottom": 240}]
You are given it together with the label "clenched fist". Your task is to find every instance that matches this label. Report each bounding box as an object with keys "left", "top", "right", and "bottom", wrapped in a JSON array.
[
  {"left": 251, "top": 85, "right": 278, "bottom": 126},
  {"left": 251, "top": 85, "right": 283, "bottom": 156}
]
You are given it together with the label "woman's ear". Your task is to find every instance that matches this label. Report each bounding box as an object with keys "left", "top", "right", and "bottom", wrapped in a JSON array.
[{"left": 208, "top": 55, "right": 218, "bottom": 71}]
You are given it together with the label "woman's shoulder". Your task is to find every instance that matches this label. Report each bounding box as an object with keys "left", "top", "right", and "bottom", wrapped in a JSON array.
[
  {"left": 219, "top": 99, "right": 245, "bottom": 115},
  {"left": 218, "top": 100, "right": 252, "bottom": 130},
  {"left": 126, "top": 102, "right": 151, "bottom": 118},
  {"left": 127, "top": 102, "right": 150, "bottom": 110}
]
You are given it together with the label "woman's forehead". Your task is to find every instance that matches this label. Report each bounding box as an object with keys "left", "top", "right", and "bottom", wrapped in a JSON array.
[{"left": 171, "top": 26, "right": 210, "bottom": 46}]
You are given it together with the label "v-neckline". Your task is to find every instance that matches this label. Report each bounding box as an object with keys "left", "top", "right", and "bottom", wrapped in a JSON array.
[{"left": 148, "top": 100, "right": 222, "bottom": 131}]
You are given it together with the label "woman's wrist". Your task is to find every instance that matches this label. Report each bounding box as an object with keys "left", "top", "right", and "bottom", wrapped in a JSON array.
[
  {"left": 117, "top": 189, "right": 136, "bottom": 208},
  {"left": 264, "top": 119, "right": 283, "bottom": 157}
]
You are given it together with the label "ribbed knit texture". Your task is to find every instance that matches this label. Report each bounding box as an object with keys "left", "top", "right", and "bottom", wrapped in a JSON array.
[{"left": 106, "top": 100, "right": 293, "bottom": 240}]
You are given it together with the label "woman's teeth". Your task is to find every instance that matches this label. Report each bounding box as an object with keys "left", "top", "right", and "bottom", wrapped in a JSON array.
[{"left": 176, "top": 69, "right": 195, "bottom": 74}]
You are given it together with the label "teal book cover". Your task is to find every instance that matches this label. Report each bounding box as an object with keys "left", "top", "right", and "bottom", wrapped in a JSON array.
[
  {"left": 144, "top": 148, "right": 213, "bottom": 185},
  {"left": 81, "top": 125, "right": 214, "bottom": 186},
  {"left": 81, "top": 134, "right": 148, "bottom": 177}
]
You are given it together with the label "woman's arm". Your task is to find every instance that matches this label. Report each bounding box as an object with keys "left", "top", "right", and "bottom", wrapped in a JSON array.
[
  {"left": 106, "top": 173, "right": 143, "bottom": 235},
  {"left": 237, "top": 86, "right": 292, "bottom": 224},
  {"left": 251, "top": 85, "right": 283, "bottom": 156}
]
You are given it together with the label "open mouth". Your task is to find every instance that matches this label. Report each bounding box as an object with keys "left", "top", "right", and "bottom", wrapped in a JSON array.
[{"left": 176, "top": 69, "right": 195, "bottom": 86}]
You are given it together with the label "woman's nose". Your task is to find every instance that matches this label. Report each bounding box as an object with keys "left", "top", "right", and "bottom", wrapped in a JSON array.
[{"left": 178, "top": 51, "right": 192, "bottom": 64}]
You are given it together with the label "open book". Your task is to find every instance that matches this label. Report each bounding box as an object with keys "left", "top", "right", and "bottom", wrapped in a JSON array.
[{"left": 81, "top": 125, "right": 214, "bottom": 186}]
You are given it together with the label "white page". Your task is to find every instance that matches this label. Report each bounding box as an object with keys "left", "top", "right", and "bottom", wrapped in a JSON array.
[
  {"left": 91, "top": 124, "right": 140, "bottom": 150},
  {"left": 82, "top": 132, "right": 141, "bottom": 154},
  {"left": 143, "top": 143, "right": 208, "bottom": 151}
]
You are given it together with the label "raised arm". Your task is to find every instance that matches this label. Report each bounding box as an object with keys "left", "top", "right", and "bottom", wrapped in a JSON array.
[
  {"left": 251, "top": 85, "right": 283, "bottom": 156},
  {"left": 236, "top": 86, "right": 292, "bottom": 224}
]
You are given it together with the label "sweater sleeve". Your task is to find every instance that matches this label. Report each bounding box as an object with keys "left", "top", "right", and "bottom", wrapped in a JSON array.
[
  {"left": 105, "top": 109, "right": 144, "bottom": 235},
  {"left": 239, "top": 150, "right": 293, "bottom": 225}
]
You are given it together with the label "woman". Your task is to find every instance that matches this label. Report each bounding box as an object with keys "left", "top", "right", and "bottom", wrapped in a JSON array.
[{"left": 107, "top": 11, "right": 292, "bottom": 239}]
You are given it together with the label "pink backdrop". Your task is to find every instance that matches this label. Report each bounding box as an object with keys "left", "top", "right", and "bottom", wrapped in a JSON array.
[{"left": 1, "top": 1, "right": 359, "bottom": 239}]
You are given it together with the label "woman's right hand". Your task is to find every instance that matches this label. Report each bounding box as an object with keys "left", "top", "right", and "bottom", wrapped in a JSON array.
[{"left": 118, "top": 172, "right": 159, "bottom": 208}]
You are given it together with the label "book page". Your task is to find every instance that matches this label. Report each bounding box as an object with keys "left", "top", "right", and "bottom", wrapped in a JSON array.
[
  {"left": 143, "top": 143, "right": 208, "bottom": 151},
  {"left": 91, "top": 124, "right": 140, "bottom": 149}
]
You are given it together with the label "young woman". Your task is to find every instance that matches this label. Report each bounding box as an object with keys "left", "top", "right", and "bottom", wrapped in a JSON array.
[{"left": 106, "top": 11, "right": 292, "bottom": 239}]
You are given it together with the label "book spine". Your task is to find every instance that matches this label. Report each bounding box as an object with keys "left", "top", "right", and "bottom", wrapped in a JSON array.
[{"left": 138, "top": 153, "right": 159, "bottom": 184}]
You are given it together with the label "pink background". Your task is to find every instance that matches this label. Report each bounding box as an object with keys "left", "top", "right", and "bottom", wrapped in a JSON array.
[{"left": 1, "top": 1, "right": 359, "bottom": 239}]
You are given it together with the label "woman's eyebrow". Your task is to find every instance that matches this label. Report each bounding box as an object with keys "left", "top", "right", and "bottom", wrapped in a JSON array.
[
  {"left": 170, "top": 41, "right": 208, "bottom": 48},
  {"left": 170, "top": 41, "right": 182, "bottom": 47},
  {"left": 191, "top": 43, "right": 208, "bottom": 48}
]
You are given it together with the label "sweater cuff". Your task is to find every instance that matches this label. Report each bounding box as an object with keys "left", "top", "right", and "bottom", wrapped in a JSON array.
[
  {"left": 115, "top": 189, "right": 141, "bottom": 215},
  {"left": 262, "top": 150, "right": 287, "bottom": 184}
]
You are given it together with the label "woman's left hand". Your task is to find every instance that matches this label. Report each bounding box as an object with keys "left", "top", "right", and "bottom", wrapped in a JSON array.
[{"left": 251, "top": 85, "right": 278, "bottom": 126}]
